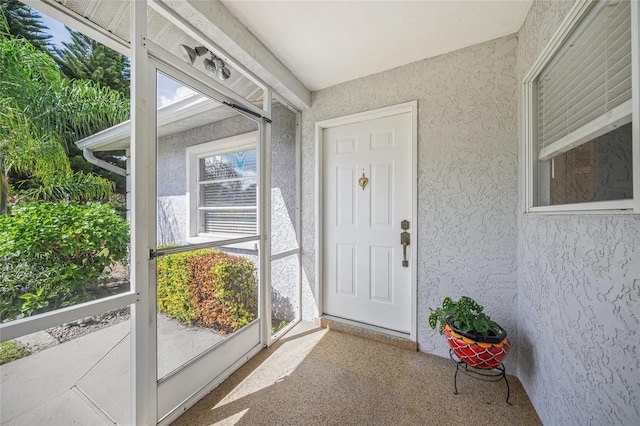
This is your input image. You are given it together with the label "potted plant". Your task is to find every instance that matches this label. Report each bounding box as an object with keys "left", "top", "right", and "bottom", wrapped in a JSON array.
[{"left": 428, "top": 296, "right": 510, "bottom": 369}]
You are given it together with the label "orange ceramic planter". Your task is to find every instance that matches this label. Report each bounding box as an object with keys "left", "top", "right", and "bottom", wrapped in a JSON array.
[{"left": 443, "top": 319, "right": 511, "bottom": 370}]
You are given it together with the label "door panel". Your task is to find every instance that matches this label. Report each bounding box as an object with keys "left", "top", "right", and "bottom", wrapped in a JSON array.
[
  {"left": 370, "top": 246, "right": 393, "bottom": 303},
  {"left": 371, "top": 163, "right": 393, "bottom": 227},
  {"left": 336, "top": 166, "right": 357, "bottom": 226},
  {"left": 323, "top": 112, "right": 412, "bottom": 333},
  {"left": 336, "top": 244, "right": 357, "bottom": 296}
]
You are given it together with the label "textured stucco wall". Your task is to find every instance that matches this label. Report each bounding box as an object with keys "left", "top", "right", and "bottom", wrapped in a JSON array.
[
  {"left": 270, "top": 104, "right": 299, "bottom": 322},
  {"left": 271, "top": 104, "right": 299, "bottom": 254},
  {"left": 300, "top": 35, "right": 520, "bottom": 369},
  {"left": 517, "top": 1, "right": 640, "bottom": 424}
]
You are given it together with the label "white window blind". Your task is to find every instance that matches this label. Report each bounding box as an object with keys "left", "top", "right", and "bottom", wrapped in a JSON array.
[
  {"left": 198, "top": 149, "right": 257, "bottom": 235},
  {"left": 536, "top": 0, "right": 632, "bottom": 160}
]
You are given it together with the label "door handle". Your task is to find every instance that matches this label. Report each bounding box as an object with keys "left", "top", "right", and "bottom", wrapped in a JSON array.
[{"left": 400, "top": 220, "right": 410, "bottom": 267}]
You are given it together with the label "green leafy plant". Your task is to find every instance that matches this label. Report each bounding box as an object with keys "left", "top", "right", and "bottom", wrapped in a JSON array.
[
  {"left": 0, "top": 201, "right": 129, "bottom": 321},
  {"left": 428, "top": 296, "right": 502, "bottom": 338}
]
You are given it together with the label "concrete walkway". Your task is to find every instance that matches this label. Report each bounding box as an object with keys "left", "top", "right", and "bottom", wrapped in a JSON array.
[{"left": 0, "top": 315, "right": 225, "bottom": 426}]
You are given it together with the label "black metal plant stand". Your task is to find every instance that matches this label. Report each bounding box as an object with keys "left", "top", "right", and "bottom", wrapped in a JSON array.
[{"left": 449, "top": 349, "right": 511, "bottom": 405}]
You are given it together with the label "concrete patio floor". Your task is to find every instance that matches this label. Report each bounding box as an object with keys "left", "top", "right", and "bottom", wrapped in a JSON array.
[
  {"left": 2, "top": 320, "right": 541, "bottom": 425},
  {"left": 174, "top": 322, "right": 542, "bottom": 426}
]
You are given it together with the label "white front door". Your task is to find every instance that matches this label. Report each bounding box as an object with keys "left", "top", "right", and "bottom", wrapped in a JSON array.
[{"left": 322, "top": 110, "right": 413, "bottom": 334}]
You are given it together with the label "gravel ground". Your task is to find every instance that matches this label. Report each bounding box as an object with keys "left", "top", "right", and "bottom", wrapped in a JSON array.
[{"left": 46, "top": 306, "right": 130, "bottom": 344}]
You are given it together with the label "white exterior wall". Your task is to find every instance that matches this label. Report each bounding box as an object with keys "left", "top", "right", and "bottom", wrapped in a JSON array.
[
  {"left": 300, "top": 34, "right": 520, "bottom": 370},
  {"left": 516, "top": 2, "right": 640, "bottom": 424}
]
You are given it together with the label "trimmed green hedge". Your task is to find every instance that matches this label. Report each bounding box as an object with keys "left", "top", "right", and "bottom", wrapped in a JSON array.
[{"left": 157, "top": 249, "right": 257, "bottom": 334}]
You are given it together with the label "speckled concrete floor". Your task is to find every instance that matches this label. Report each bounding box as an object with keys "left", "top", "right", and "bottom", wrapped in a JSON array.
[{"left": 173, "top": 322, "right": 541, "bottom": 426}]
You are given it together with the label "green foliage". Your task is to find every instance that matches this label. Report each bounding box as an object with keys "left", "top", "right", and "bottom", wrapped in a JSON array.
[
  {"left": 428, "top": 296, "right": 502, "bottom": 338},
  {"left": 1, "top": 0, "right": 51, "bottom": 51},
  {"left": 53, "top": 28, "right": 129, "bottom": 96},
  {"left": 24, "top": 171, "right": 114, "bottom": 202},
  {"left": 0, "top": 201, "right": 129, "bottom": 321},
  {"left": 0, "top": 29, "right": 129, "bottom": 213},
  {"left": 210, "top": 256, "right": 257, "bottom": 331},
  {"left": 0, "top": 340, "right": 30, "bottom": 365},
  {"left": 156, "top": 251, "right": 197, "bottom": 324},
  {"left": 271, "top": 320, "right": 289, "bottom": 335},
  {"left": 157, "top": 250, "right": 257, "bottom": 333},
  {"left": 0, "top": 32, "right": 130, "bottom": 148}
]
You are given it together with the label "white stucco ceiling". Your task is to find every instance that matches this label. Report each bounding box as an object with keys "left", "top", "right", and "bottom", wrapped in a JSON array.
[{"left": 220, "top": 0, "right": 532, "bottom": 91}]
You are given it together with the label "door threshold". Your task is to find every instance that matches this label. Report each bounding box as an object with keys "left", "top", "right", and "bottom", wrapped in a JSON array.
[{"left": 319, "top": 315, "right": 417, "bottom": 351}]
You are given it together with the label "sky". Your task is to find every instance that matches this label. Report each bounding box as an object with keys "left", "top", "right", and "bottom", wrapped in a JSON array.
[{"left": 35, "top": 7, "right": 72, "bottom": 47}]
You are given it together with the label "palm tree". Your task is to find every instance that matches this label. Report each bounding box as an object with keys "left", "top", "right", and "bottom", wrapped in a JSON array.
[{"left": 0, "top": 14, "right": 130, "bottom": 214}]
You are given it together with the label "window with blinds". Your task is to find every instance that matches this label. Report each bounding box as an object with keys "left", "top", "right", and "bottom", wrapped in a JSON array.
[
  {"left": 530, "top": 0, "right": 634, "bottom": 209},
  {"left": 198, "top": 149, "right": 257, "bottom": 235}
]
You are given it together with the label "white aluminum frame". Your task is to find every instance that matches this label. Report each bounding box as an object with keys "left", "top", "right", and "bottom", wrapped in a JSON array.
[
  {"left": 314, "top": 101, "right": 419, "bottom": 342},
  {"left": 144, "top": 39, "right": 269, "bottom": 122},
  {"left": 522, "top": 0, "right": 640, "bottom": 214},
  {"left": 0, "top": 292, "right": 138, "bottom": 342},
  {"left": 131, "top": 2, "right": 156, "bottom": 425}
]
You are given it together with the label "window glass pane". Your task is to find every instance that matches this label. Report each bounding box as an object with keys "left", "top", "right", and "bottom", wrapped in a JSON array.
[
  {"left": 537, "top": 123, "right": 633, "bottom": 206},
  {"left": 203, "top": 210, "right": 257, "bottom": 235},
  {"left": 200, "top": 151, "right": 257, "bottom": 181},
  {"left": 201, "top": 180, "right": 257, "bottom": 207},
  {"left": 531, "top": 0, "right": 634, "bottom": 209}
]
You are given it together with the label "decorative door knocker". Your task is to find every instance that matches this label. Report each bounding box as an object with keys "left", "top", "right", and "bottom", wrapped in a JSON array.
[{"left": 359, "top": 171, "right": 369, "bottom": 190}]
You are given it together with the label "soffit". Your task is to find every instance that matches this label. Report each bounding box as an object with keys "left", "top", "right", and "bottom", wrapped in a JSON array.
[{"left": 220, "top": 0, "right": 533, "bottom": 91}]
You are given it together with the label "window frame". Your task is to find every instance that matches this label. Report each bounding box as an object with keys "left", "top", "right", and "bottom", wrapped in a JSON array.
[
  {"left": 185, "top": 131, "right": 259, "bottom": 244},
  {"left": 522, "top": 0, "right": 640, "bottom": 214}
]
